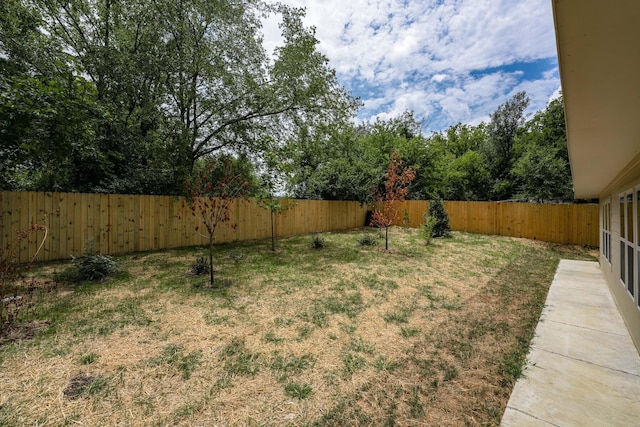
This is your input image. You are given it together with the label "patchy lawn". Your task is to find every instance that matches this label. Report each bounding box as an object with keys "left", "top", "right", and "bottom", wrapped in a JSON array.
[{"left": 0, "top": 228, "right": 596, "bottom": 426}]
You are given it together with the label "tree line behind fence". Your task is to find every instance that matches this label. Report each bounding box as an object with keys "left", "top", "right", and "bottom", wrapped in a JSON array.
[{"left": 1, "top": 192, "right": 598, "bottom": 263}]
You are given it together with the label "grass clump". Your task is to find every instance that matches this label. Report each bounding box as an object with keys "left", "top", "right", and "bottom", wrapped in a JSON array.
[
  {"left": 311, "top": 234, "right": 326, "bottom": 249},
  {"left": 79, "top": 353, "right": 99, "bottom": 365},
  {"left": 190, "top": 257, "right": 209, "bottom": 275},
  {"left": 270, "top": 353, "right": 315, "bottom": 375},
  {"left": 284, "top": 382, "right": 313, "bottom": 399},
  {"left": 220, "top": 337, "right": 260, "bottom": 376},
  {"left": 358, "top": 234, "right": 378, "bottom": 246}
]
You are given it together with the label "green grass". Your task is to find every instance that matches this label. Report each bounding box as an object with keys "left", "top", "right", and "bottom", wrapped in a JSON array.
[
  {"left": 284, "top": 382, "right": 313, "bottom": 399},
  {"left": 0, "top": 228, "right": 597, "bottom": 426}
]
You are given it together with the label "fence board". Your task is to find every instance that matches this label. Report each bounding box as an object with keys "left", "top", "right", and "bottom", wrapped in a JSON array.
[{"left": 0, "top": 192, "right": 599, "bottom": 262}]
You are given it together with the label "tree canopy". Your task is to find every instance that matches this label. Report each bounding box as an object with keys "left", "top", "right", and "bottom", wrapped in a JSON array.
[
  {"left": 1, "top": 2, "right": 574, "bottom": 202},
  {"left": 290, "top": 93, "right": 576, "bottom": 203},
  {"left": 1, "top": 0, "right": 357, "bottom": 194}
]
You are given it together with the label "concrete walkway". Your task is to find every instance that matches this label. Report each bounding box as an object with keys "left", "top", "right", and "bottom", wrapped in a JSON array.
[{"left": 501, "top": 259, "right": 640, "bottom": 426}]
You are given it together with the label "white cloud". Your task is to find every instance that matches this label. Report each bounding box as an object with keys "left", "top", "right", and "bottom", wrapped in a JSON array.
[
  {"left": 263, "top": 0, "right": 560, "bottom": 131},
  {"left": 431, "top": 74, "right": 448, "bottom": 83}
]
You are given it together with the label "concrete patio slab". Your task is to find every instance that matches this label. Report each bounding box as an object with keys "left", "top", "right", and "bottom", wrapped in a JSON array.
[{"left": 501, "top": 259, "right": 640, "bottom": 427}]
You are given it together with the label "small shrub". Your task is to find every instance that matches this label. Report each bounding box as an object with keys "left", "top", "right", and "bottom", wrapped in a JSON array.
[
  {"left": 311, "top": 234, "right": 326, "bottom": 249},
  {"left": 70, "top": 253, "right": 120, "bottom": 282},
  {"left": 402, "top": 208, "right": 411, "bottom": 227},
  {"left": 422, "top": 214, "right": 437, "bottom": 245},
  {"left": 358, "top": 234, "right": 378, "bottom": 246},
  {"left": 191, "top": 256, "right": 210, "bottom": 276},
  {"left": 428, "top": 198, "right": 451, "bottom": 238}
]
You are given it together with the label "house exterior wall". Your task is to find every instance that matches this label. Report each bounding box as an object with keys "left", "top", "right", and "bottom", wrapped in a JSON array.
[{"left": 599, "top": 161, "right": 640, "bottom": 352}]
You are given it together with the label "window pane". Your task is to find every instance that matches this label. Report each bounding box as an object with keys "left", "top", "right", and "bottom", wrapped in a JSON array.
[
  {"left": 621, "top": 197, "right": 626, "bottom": 240},
  {"left": 621, "top": 241, "right": 626, "bottom": 283},
  {"left": 628, "top": 194, "right": 634, "bottom": 244},
  {"left": 629, "top": 245, "right": 635, "bottom": 296},
  {"left": 637, "top": 192, "right": 640, "bottom": 240}
]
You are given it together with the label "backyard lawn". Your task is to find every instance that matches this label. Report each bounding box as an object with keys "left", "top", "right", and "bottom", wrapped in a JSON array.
[{"left": 0, "top": 228, "right": 596, "bottom": 426}]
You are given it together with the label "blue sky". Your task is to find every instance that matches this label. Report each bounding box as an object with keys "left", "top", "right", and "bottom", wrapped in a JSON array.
[{"left": 263, "top": 0, "right": 561, "bottom": 133}]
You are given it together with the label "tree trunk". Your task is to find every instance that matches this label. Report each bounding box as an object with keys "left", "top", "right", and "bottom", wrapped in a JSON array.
[
  {"left": 385, "top": 226, "right": 389, "bottom": 250},
  {"left": 270, "top": 209, "right": 275, "bottom": 252},
  {"left": 209, "top": 235, "right": 214, "bottom": 287}
]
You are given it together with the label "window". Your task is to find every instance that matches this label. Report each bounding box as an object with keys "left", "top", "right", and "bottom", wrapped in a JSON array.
[
  {"left": 628, "top": 194, "right": 634, "bottom": 296},
  {"left": 620, "top": 195, "right": 626, "bottom": 284},
  {"left": 620, "top": 190, "right": 637, "bottom": 301},
  {"left": 602, "top": 201, "right": 611, "bottom": 263}
]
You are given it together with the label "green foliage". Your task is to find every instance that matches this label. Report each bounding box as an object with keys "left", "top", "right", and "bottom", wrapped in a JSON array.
[
  {"left": 486, "top": 91, "right": 531, "bottom": 199},
  {"left": 148, "top": 343, "right": 202, "bottom": 380},
  {"left": 190, "top": 257, "right": 210, "bottom": 276},
  {"left": 288, "top": 93, "right": 572, "bottom": 204},
  {"left": 192, "top": 154, "right": 262, "bottom": 197},
  {"left": 284, "top": 382, "right": 313, "bottom": 399},
  {"left": 79, "top": 353, "right": 99, "bottom": 365},
  {"left": 1, "top": 0, "right": 356, "bottom": 194},
  {"left": 70, "top": 254, "right": 120, "bottom": 282},
  {"left": 443, "top": 150, "right": 491, "bottom": 201},
  {"left": 271, "top": 353, "right": 315, "bottom": 374},
  {"left": 422, "top": 214, "right": 437, "bottom": 245},
  {"left": 511, "top": 97, "right": 573, "bottom": 202},
  {"left": 220, "top": 338, "right": 260, "bottom": 376},
  {"left": 311, "top": 234, "right": 326, "bottom": 249},
  {"left": 383, "top": 304, "right": 415, "bottom": 324},
  {"left": 428, "top": 199, "right": 451, "bottom": 238},
  {"left": 358, "top": 234, "right": 378, "bottom": 246},
  {"left": 291, "top": 128, "right": 384, "bottom": 203}
]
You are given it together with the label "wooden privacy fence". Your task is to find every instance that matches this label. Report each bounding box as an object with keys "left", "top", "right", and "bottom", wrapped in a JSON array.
[
  {"left": 397, "top": 200, "right": 599, "bottom": 246},
  {"left": 0, "top": 192, "right": 599, "bottom": 263}
]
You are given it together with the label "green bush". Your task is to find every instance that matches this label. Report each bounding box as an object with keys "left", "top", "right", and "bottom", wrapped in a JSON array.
[
  {"left": 422, "top": 214, "right": 437, "bottom": 245},
  {"left": 358, "top": 234, "right": 378, "bottom": 246},
  {"left": 311, "top": 234, "right": 326, "bottom": 249},
  {"left": 428, "top": 198, "right": 451, "bottom": 238},
  {"left": 191, "top": 256, "right": 210, "bottom": 275},
  {"left": 71, "top": 254, "right": 120, "bottom": 282}
]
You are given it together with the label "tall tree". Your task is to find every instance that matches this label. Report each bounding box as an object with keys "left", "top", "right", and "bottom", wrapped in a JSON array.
[
  {"left": 511, "top": 97, "right": 573, "bottom": 202},
  {"left": 1, "top": 0, "right": 357, "bottom": 194},
  {"left": 485, "top": 91, "right": 530, "bottom": 200}
]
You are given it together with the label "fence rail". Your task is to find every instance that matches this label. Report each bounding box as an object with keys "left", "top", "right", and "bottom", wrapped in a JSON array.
[{"left": 0, "top": 192, "right": 599, "bottom": 262}]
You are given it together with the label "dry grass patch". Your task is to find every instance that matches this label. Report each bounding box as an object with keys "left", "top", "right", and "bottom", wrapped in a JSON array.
[{"left": 0, "top": 228, "right": 596, "bottom": 425}]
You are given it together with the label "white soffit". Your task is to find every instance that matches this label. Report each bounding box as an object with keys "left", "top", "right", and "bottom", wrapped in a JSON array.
[{"left": 553, "top": 0, "right": 640, "bottom": 199}]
